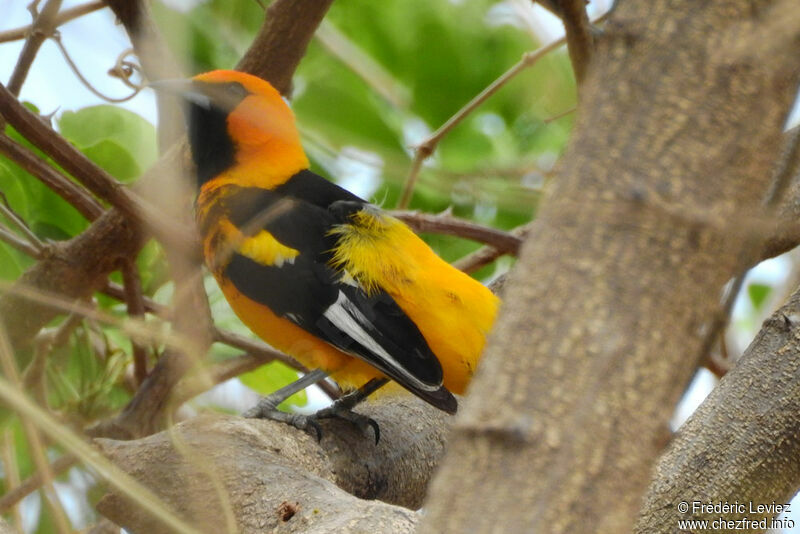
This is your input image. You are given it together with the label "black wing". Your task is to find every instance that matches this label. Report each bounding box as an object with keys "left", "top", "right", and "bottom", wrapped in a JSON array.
[{"left": 219, "top": 170, "right": 457, "bottom": 413}]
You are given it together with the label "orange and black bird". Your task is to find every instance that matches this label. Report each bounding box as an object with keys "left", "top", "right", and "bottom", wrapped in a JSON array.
[{"left": 156, "top": 70, "right": 499, "bottom": 440}]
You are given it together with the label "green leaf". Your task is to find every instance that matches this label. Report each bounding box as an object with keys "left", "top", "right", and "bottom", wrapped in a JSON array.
[
  {"left": 239, "top": 362, "right": 307, "bottom": 409},
  {"left": 58, "top": 105, "right": 158, "bottom": 179},
  {"left": 81, "top": 139, "right": 142, "bottom": 182},
  {"left": 748, "top": 283, "right": 771, "bottom": 310},
  {"left": 0, "top": 244, "right": 26, "bottom": 280}
]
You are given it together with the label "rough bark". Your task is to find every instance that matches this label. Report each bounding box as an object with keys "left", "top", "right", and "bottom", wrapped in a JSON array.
[
  {"left": 237, "top": 0, "right": 335, "bottom": 94},
  {"left": 95, "top": 396, "right": 448, "bottom": 533},
  {"left": 636, "top": 286, "right": 800, "bottom": 532},
  {"left": 419, "top": 1, "right": 800, "bottom": 533}
]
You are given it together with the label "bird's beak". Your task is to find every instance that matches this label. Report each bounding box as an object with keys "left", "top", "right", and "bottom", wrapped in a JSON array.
[{"left": 147, "top": 79, "right": 212, "bottom": 109}]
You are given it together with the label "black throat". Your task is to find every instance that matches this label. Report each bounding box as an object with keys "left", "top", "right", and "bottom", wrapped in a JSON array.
[{"left": 187, "top": 103, "right": 236, "bottom": 189}]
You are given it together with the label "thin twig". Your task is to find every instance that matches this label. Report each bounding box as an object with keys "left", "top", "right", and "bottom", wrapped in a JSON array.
[
  {"left": 6, "top": 0, "right": 64, "bottom": 96},
  {"left": 392, "top": 210, "right": 523, "bottom": 254},
  {"left": 397, "top": 40, "right": 566, "bottom": 208},
  {"left": 51, "top": 35, "right": 141, "bottom": 103},
  {"left": 397, "top": 10, "right": 610, "bottom": 208},
  {"left": 559, "top": 0, "right": 595, "bottom": 84},
  {"left": 102, "top": 281, "right": 340, "bottom": 399},
  {"left": 25, "top": 312, "right": 85, "bottom": 406},
  {"left": 0, "top": 192, "right": 45, "bottom": 250},
  {"left": 697, "top": 117, "right": 800, "bottom": 372},
  {"left": 453, "top": 222, "right": 533, "bottom": 273},
  {"left": 0, "top": 133, "right": 104, "bottom": 220},
  {"left": 0, "top": 1, "right": 104, "bottom": 44},
  {"left": 0, "top": 222, "right": 42, "bottom": 257},
  {"left": 543, "top": 105, "right": 577, "bottom": 124},
  {"left": 121, "top": 260, "right": 148, "bottom": 385}
]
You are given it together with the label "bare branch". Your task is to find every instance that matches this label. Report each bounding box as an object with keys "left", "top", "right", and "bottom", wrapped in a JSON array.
[
  {"left": 0, "top": 1, "right": 104, "bottom": 44},
  {"left": 558, "top": 0, "right": 595, "bottom": 84},
  {"left": 6, "top": 0, "right": 63, "bottom": 96},
  {"left": 0, "top": 198, "right": 44, "bottom": 252},
  {"left": 95, "top": 403, "right": 449, "bottom": 532},
  {"left": 392, "top": 210, "right": 523, "bottom": 253},
  {"left": 453, "top": 222, "right": 533, "bottom": 273},
  {"left": 636, "top": 286, "right": 800, "bottom": 532},
  {"left": 237, "top": 0, "right": 336, "bottom": 95},
  {"left": 51, "top": 35, "right": 141, "bottom": 103}
]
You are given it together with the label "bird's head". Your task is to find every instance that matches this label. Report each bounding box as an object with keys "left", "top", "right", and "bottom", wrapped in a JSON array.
[{"left": 153, "top": 70, "right": 309, "bottom": 189}]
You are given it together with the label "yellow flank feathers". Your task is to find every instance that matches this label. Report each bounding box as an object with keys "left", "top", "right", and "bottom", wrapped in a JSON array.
[
  {"left": 239, "top": 230, "right": 299, "bottom": 267},
  {"left": 330, "top": 208, "right": 499, "bottom": 394}
]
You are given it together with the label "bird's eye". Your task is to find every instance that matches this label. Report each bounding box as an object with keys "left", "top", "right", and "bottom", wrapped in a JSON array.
[{"left": 225, "top": 83, "right": 249, "bottom": 99}]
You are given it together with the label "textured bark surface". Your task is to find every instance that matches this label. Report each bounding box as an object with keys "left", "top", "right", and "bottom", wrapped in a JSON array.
[
  {"left": 636, "top": 287, "right": 800, "bottom": 532},
  {"left": 419, "top": 1, "right": 800, "bottom": 533},
  {"left": 95, "top": 397, "right": 448, "bottom": 533}
]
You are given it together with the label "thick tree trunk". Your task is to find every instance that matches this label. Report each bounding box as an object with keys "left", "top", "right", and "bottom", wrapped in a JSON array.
[{"left": 419, "top": 1, "right": 800, "bottom": 533}]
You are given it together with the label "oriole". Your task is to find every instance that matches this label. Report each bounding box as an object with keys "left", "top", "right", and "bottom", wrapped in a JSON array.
[{"left": 156, "top": 70, "right": 499, "bottom": 436}]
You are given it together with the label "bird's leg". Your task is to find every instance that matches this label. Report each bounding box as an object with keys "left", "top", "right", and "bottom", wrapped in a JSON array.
[
  {"left": 243, "top": 369, "right": 329, "bottom": 440},
  {"left": 311, "top": 377, "right": 390, "bottom": 444}
]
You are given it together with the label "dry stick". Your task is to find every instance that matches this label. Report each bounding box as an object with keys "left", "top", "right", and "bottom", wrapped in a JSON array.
[
  {"left": 6, "top": 0, "right": 64, "bottom": 96},
  {"left": 121, "top": 260, "right": 148, "bottom": 385},
  {"left": 392, "top": 210, "right": 523, "bottom": 254},
  {"left": 0, "top": 1, "right": 104, "bottom": 44},
  {"left": 0, "top": 133, "right": 104, "bottom": 220},
  {"left": 0, "top": 325, "right": 72, "bottom": 534},
  {"left": 558, "top": 0, "right": 595, "bottom": 84}
]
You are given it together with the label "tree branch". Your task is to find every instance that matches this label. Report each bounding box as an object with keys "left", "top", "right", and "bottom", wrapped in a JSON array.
[
  {"left": 0, "top": 1, "right": 104, "bottom": 44},
  {"left": 236, "top": 0, "right": 336, "bottom": 94},
  {"left": 391, "top": 210, "right": 523, "bottom": 254},
  {"left": 557, "top": 0, "right": 595, "bottom": 84},
  {"left": 636, "top": 285, "right": 800, "bottom": 532},
  {"left": 6, "top": 0, "right": 63, "bottom": 96},
  {"left": 0, "top": 82, "right": 139, "bottom": 220},
  {"left": 95, "top": 399, "right": 449, "bottom": 533},
  {"left": 0, "top": 133, "right": 104, "bottom": 221}
]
